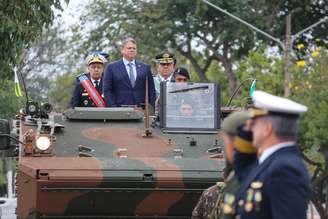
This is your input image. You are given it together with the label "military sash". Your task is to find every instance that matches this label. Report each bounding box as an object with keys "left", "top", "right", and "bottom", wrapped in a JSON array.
[{"left": 78, "top": 75, "right": 107, "bottom": 108}]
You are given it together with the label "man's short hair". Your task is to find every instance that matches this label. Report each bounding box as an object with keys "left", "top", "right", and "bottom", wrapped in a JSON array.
[
  {"left": 122, "top": 37, "right": 137, "bottom": 48},
  {"left": 265, "top": 115, "right": 298, "bottom": 140}
]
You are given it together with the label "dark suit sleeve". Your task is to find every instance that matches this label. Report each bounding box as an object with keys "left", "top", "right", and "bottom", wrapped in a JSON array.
[
  {"left": 146, "top": 66, "right": 156, "bottom": 110},
  {"left": 70, "top": 78, "right": 81, "bottom": 108},
  {"left": 103, "top": 64, "right": 116, "bottom": 107},
  {"left": 269, "top": 164, "right": 309, "bottom": 219}
]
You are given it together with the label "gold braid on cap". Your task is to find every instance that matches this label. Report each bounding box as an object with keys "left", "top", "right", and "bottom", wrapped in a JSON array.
[
  {"left": 249, "top": 108, "right": 268, "bottom": 118},
  {"left": 157, "top": 57, "right": 174, "bottom": 63}
]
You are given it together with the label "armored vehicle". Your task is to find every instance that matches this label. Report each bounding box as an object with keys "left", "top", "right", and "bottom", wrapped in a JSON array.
[{"left": 0, "top": 82, "right": 227, "bottom": 218}]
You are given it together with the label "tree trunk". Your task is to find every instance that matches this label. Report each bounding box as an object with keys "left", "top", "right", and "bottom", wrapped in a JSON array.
[
  {"left": 176, "top": 46, "right": 208, "bottom": 82},
  {"left": 221, "top": 56, "right": 238, "bottom": 96},
  {"left": 188, "top": 57, "right": 209, "bottom": 82}
]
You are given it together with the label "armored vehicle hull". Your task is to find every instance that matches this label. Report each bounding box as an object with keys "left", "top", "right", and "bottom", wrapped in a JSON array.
[{"left": 15, "top": 107, "right": 224, "bottom": 218}]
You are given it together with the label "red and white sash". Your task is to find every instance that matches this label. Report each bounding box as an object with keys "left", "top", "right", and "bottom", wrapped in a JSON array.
[{"left": 79, "top": 75, "right": 107, "bottom": 108}]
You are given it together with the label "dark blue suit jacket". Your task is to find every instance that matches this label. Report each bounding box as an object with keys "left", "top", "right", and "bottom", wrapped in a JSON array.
[
  {"left": 235, "top": 146, "right": 309, "bottom": 219},
  {"left": 103, "top": 59, "right": 156, "bottom": 109},
  {"left": 70, "top": 73, "right": 104, "bottom": 108}
]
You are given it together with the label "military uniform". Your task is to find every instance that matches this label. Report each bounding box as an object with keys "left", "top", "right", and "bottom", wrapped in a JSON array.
[
  {"left": 234, "top": 90, "right": 310, "bottom": 219},
  {"left": 192, "top": 156, "right": 256, "bottom": 219},
  {"left": 70, "top": 52, "right": 107, "bottom": 108},
  {"left": 192, "top": 111, "right": 257, "bottom": 219},
  {"left": 213, "top": 152, "right": 257, "bottom": 219},
  {"left": 153, "top": 74, "right": 174, "bottom": 97},
  {"left": 70, "top": 73, "right": 105, "bottom": 107},
  {"left": 192, "top": 182, "right": 221, "bottom": 219},
  {"left": 153, "top": 51, "right": 176, "bottom": 117},
  {"left": 235, "top": 146, "right": 309, "bottom": 219},
  {"left": 153, "top": 51, "right": 176, "bottom": 96}
]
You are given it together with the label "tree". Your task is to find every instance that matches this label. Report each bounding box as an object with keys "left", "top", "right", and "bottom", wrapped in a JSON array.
[
  {"left": 235, "top": 48, "right": 328, "bottom": 219},
  {"left": 74, "top": 0, "right": 327, "bottom": 96},
  {"left": 0, "top": 0, "right": 68, "bottom": 80},
  {"left": 0, "top": 80, "right": 24, "bottom": 119},
  {"left": 0, "top": 1, "right": 69, "bottom": 119},
  {"left": 48, "top": 73, "right": 75, "bottom": 111},
  {"left": 18, "top": 21, "right": 80, "bottom": 105},
  {"left": 293, "top": 53, "right": 328, "bottom": 219}
]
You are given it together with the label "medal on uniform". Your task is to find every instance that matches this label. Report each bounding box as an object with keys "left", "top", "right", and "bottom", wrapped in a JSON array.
[
  {"left": 254, "top": 190, "right": 262, "bottom": 211},
  {"left": 254, "top": 191, "right": 262, "bottom": 202},
  {"left": 251, "top": 181, "right": 263, "bottom": 189},
  {"left": 223, "top": 204, "right": 233, "bottom": 214},
  {"left": 246, "top": 188, "right": 254, "bottom": 201},
  {"left": 244, "top": 188, "right": 254, "bottom": 212},
  {"left": 245, "top": 202, "right": 253, "bottom": 212},
  {"left": 223, "top": 193, "right": 235, "bottom": 214}
]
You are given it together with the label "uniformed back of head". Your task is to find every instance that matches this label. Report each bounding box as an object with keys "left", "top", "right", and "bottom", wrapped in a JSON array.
[{"left": 249, "top": 90, "right": 307, "bottom": 140}]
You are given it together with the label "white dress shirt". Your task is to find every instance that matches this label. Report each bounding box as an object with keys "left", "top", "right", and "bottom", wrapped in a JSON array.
[
  {"left": 123, "top": 58, "right": 137, "bottom": 80},
  {"left": 91, "top": 79, "right": 100, "bottom": 88},
  {"left": 158, "top": 74, "right": 173, "bottom": 82},
  {"left": 258, "top": 141, "right": 296, "bottom": 164}
]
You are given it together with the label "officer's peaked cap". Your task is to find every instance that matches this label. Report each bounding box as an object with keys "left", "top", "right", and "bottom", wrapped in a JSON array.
[
  {"left": 249, "top": 90, "right": 308, "bottom": 118},
  {"left": 155, "top": 50, "right": 176, "bottom": 64},
  {"left": 85, "top": 52, "right": 108, "bottom": 66}
]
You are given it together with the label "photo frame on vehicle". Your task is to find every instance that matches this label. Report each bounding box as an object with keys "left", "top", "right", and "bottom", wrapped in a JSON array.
[{"left": 160, "top": 82, "right": 220, "bottom": 133}]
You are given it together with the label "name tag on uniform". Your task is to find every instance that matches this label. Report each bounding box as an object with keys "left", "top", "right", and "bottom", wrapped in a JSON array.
[{"left": 82, "top": 93, "right": 89, "bottom": 96}]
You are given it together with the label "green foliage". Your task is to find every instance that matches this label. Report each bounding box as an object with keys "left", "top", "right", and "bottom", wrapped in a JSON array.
[
  {"left": 0, "top": 80, "right": 24, "bottom": 119},
  {"left": 48, "top": 73, "right": 75, "bottom": 111},
  {"left": 294, "top": 52, "right": 328, "bottom": 151},
  {"left": 0, "top": 0, "right": 67, "bottom": 80},
  {"left": 294, "top": 56, "right": 328, "bottom": 216},
  {"left": 223, "top": 47, "right": 285, "bottom": 106},
  {"left": 74, "top": 0, "right": 327, "bottom": 90}
]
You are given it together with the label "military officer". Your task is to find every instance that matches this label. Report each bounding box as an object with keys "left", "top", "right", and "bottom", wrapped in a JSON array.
[
  {"left": 173, "top": 67, "right": 190, "bottom": 83},
  {"left": 235, "top": 90, "right": 310, "bottom": 219},
  {"left": 192, "top": 111, "right": 257, "bottom": 219},
  {"left": 153, "top": 50, "right": 176, "bottom": 96},
  {"left": 70, "top": 52, "right": 108, "bottom": 108}
]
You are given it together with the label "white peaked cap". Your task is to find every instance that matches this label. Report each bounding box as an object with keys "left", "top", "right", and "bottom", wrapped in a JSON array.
[{"left": 252, "top": 90, "right": 308, "bottom": 115}]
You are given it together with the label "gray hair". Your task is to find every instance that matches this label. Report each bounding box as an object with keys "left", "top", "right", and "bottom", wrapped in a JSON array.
[
  {"left": 264, "top": 115, "right": 298, "bottom": 140},
  {"left": 121, "top": 37, "right": 137, "bottom": 48}
]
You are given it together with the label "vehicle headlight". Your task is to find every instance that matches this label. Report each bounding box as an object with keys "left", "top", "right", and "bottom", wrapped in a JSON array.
[
  {"left": 28, "top": 104, "right": 37, "bottom": 113},
  {"left": 36, "top": 136, "right": 51, "bottom": 151},
  {"left": 26, "top": 102, "right": 39, "bottom": 116}
]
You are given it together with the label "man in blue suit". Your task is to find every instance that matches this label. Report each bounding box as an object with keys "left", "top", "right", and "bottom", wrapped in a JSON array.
[
  {"left": 103, "top": 38, "right": 156, "bottom": 110},
  {"left": 70, "top": 52, "right": 108, "bottom": 108},
  {"left": 235, "top": 90, "right": 310, "bottom": 219}
]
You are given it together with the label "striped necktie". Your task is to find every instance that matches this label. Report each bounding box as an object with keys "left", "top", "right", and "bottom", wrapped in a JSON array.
[{"left": 127, "top": 62, "right": 135, "bottom": 87}]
